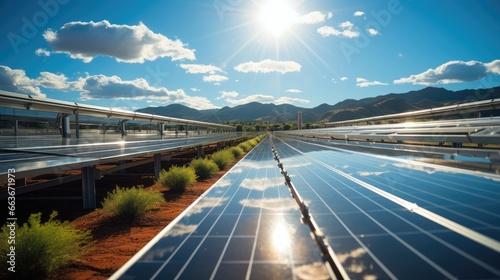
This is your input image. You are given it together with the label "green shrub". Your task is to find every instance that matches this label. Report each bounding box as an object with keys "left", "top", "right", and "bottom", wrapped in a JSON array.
[
  {"left": 229, "top": 146, "right": 243, "bottom": 158},
  {"left": 189, "top": 158, "right": 219, "bottom": 180},
  {"left": 158, "top": 166, "right": 197, "bottom": 192},
  {"left": 102, "top": 185, "right": 165, "bottom": 220},
  {"left": 0, "top": 211, "right": 92, "bottom": 279},
  {"left": 211, "top": 149, "right": 235, "bottom": 170},
  {"left": 238, "top": 142, "right": 251, "bottom": 152}
]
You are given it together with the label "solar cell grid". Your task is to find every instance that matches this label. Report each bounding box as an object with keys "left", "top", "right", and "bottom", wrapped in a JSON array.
[
  {"left": 111, "top": 136, "right": 334, "bottom": 280},
  {"left": 273, "top": 135, "right": 500, "bottom": 279}
]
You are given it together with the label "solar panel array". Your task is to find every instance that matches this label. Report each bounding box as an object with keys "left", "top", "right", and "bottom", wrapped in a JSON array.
[{"left": 112, "top": 134, "right": 500, "bottom": 279}]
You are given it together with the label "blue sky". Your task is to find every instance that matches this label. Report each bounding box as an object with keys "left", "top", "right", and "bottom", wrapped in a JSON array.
[{"left": 0, "top": 0, "right": 499, "bottom": 111}]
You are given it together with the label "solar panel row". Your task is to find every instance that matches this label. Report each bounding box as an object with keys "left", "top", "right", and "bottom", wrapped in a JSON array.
[
  {"left": 273, "top": 134, "right": 500, "bottom": 279},
  {"left": 111, "top": 136, "right": 334, "bottom": 280}
]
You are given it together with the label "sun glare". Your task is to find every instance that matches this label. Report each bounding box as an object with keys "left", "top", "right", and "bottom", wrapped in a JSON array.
[{"left": 258, "top": 0, "right": 298, "bottom": 38}]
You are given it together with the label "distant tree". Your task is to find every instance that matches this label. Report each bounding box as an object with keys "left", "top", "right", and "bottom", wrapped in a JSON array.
[
  {"left": 283, "top": 124, "right": 291, "bottom": 130},
  {"left": 236, "top": 124, "right": 243, "bottom": 132}
]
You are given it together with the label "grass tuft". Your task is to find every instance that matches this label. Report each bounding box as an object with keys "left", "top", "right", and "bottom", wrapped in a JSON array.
[
  {"left": 102, "top": 185, "right": 165, "bottom": 221},
  {"left": 0, "top": 211, "right": 93, "bottom": 280},
  {"left": 158, "top": 166, "right": 198, "bottom": 192},
  {"left": 211, "top": 149, "right": 235, "bottom": 170},
  {"left": 189, "top": 158, "right": 219, "bottom": 180}
]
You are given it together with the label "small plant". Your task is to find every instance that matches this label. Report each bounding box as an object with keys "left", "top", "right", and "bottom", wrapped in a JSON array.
[
  {"left": 189, "top": 158, "right": 219, "bottom": 180},
  {"left": 0, "top": 211, "right": 93, "bottom": 280},
  {"left": 229, "top": 146, "right": 243, "bottom": 158},
  {"left": 211, "top": 149, "right": 235, "bottom": 170},
  {"left": 102, "top": 185, "right": 165, "bottom": 220},
  {"left": 238, "top": 142, "right": 251, "bottom": 152},
  {"left": 158, "top": 166, "right": 198, "bottom": 192}
]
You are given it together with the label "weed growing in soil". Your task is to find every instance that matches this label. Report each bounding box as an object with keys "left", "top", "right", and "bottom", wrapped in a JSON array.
[
  {"left": 0, "top": 211, "right": 93, "bottom": 280},
  {"left": 158, "top": 166, "right": 198, "bottom": 192},
  {"left": 102, "top": 185, "right": 165, "bottom": 220}
]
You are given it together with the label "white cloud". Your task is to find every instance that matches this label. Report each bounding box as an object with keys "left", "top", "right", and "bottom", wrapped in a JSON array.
[
  {"left": 327, "top": 12, "right": 333, "bottom": 19},
  {"left": 394, "top": 59, "right": 500, "bottom": 85},
  {"left": 190, "top": 87, "right": 200, "bottom": 92},
  {"left": 222, "top": 93, "right": 309, "bottom": 106},
  {"left": 340, "top": 76, "right": 348, "bottom": 81},
  {"left": 35, "top": 48, "right": 50, "bottom": 57},
  {"left": 300, "top": 11, "right": 326, "bottom": 24},
  {"left": 317, "top": 21, "right": 359, "bottom": 38},
  {"left": 367, "top": 28, "right": 379, "bottom": 36},
  {"left": 234, "top": 59, "right": 301, "bottom": 74},
  {"left": 179, "top": 64, "right": 223, "bottom": 74},
  {"left": 274, "top": 97, "right": 310, "bottom": 105},
  {"left": 202, "top": 74, "right": 228, "bottom": 85},
  {"left": 43, "top": 20, "right": 195, "bottom": 63},
  {"left": 354, "top": 11, "right": 365, "bottom": 16},
  {"left": 217, "top": 91, "right": 239, "bottom": 99},
  {"left": 35, "top": 72, "right": 73, "bottom": 90},
  {"left": 0, "top": 66, "right": 44, "bottom": 97},
  {"left": 225, "top": 94, "right": 274, "bottom": 105},
  {"left": 485, "top": 59, "right": 500, "bottom": 74},
  {"left": 285, "top": 89, "right": 302, "bottom": 93},
  {"left": 356, "top": 78, "right": 388, "bottom": 87}
]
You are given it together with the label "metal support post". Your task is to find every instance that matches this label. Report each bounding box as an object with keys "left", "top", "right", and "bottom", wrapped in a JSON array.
[
  {"left": 158, "top": 123, "right": 164, "bottom": 136},
  {"left": 75, "top": 113, "right": 80, "bottom": 138},
  {"left": 62, "top": 115, "right": 71, "bottom": 138},
  {"left": 153, "top": 153, "right": 162, "bottom": 180},
  {"left": 197, "top": 145, "right": 203, "bottom": 158},
  {"left": 13, "top": 120, "right": 18, "bottom": 136},
  {"left": 81, "top": 166, "right": 96, "bottom": 209}
]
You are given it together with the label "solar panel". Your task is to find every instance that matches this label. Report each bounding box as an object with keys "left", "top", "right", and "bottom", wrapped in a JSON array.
[
  {"left": 110, "top": 133, "right": 500, "bottom": 279},
  {"left": 272, "top": 135, "right": 500, "bottom": 279},
  {"left": 110, "top": 136, "right": 336, "bottom": 280}
]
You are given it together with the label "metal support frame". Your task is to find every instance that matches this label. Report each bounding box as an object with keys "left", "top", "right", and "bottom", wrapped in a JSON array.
[
  {"left": 75, "top": 113, "right": 80, "bottom": 138},
  {"left": 158, "top": 123, "right": 165, "bottom": 136},
  {"left": 62, "top": 114, "right": 71, "bottom": 138},
  {"left": 153, "top": 153, "right": 162, "bottom": 180},
  {"left": 81, "top": 166, "right": 96, "bottom": 209},
  {"left": 13, "top": 120, "right": 18, "bottom": 136},
  {"left": 118, "top": 120, "right": 127, "bottom": 136},
  {"left": 197, "top": 145, "right": 204, "bottom": 158}
]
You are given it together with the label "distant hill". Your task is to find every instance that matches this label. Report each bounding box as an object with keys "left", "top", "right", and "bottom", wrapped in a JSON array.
[{"left": 136, "top": 86, "right": 500, "bottom": 123}]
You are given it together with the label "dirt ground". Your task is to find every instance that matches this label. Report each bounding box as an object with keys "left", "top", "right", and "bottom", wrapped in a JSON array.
[{"left": 10, "top": 154, "right": 243, "bottom": 280}]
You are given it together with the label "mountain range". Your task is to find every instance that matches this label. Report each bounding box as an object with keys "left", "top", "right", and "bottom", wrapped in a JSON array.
[{"left": 136, "top": 86, "right": 500, "bottom": 123}]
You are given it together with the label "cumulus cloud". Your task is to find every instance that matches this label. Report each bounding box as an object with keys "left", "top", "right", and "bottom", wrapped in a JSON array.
[
  {"left": 274, "top": 97, "right": 310, "bottom": 105},
  {"left": 356, "top": 78, "right": 388, "bottom": 87},
  {"left": 43, "top": 20, "right": 195, "bottom": 63},
  {"left": 394, "top": 59, "right": 500, "bottom": 85},
  {"left": 179, "top": 64, "right": 223, "bottom": 74},
  {"left": 367, "top": 28, "right": 379, "bottom": 36},
  {"left": 220, "top": 92, "right": 309, "bottom": 106},
  {"left": 317, "top": 21, "right": 360, "bottom": 38},
  {"left": 0, "top": 66, "right": 44, "bottom": 97},
  {"left": 35, "top": 72, "right": 73, "bottom": 90},
  {"left": 0, "top": 66, "right": 218, "bottom": 109},
  {"left": 234, "top": 59, "right": 301, "bottom": 74},
  {"left": 225, "top": 94, "right": 275, "bottom": 105},
  {"left": 354, "top": 11, "right": 365, "bottom": 16},
  {"left": 202, "top": 74, "right": 228, "bottom": 85},
  {"left": 340, "top": 76, "right": 348, "bottom": 81},
  {"left": 327, "top": 12, "right": 333, "bottom": 19},
  {"left": 217, "top": 91, "right": 239, "bottom": 99},
  {"left": 74, "top": 74, "right": 217, "bottom": 109},
  {"left": 285, "top": 89, "right": 302, "bottom": 93},
  {"left": 300, "top": 11, "right": 326, "bottom": 24},
  {"left": 35, "top": 48, "right": 50, "bottom": 57}
]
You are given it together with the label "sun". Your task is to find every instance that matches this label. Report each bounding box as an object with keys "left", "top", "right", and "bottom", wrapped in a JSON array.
[{"left": 258, "top": 0, "right": 299, "bottom": 38}]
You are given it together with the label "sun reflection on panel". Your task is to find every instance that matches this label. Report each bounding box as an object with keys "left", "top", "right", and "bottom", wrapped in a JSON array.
[{"left": 272, "top": 221, "right": 291, "bottom": 253}]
